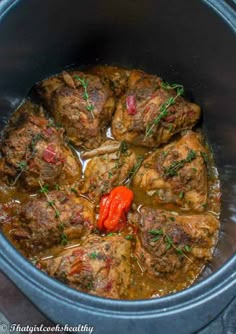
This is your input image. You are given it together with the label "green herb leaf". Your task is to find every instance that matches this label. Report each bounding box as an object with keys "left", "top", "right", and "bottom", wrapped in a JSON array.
[
  {"left": 39, "top": 184, "right": 49, "bottom": 194},
  {"left": 185, "top": 149, "right": 197, "bottom": 162},
  {"left": 89, "top": 252, "right": 99, "bottom": 259},
  {"left": 149, "top": 229, "right": 164, "bottom": 236},
  {"left": 125, "top": 235, "right": 134, "bottom": 240},
  {"left": 107, "top": 232, "right": 117, "bottom": 237},
  {"left": 86, "top": 104, "right": 94, "bottom": 112},
  {"left": 163, "top": 149, "right": 197, "bottom": 177},
  {"left": 70, "top": 187, "right": 78, "bottom": 194},
  {"left": 58, "top": 222, "right": 65, "bottom": 231},
  {"left": 83, "top": 92, "right": 88, "bottom": 100},
  {"left": 17, "top": 161, "right": 27, "bottom": 171},
  {"left": 31, "top": 133, "right": 43, "bottom": 148},
  {"left": 61, "top": 232, "right": 68, "bottom": 245},
  {"left": 168, "top": 124, "right": 173, "bottom": 132},
  {"left": 161, "top": 81, "right": 184, "bottom": 92},
  {"left": 86, "top": 281, "right": 94, "bottom": 289},
  {"left": 179, "top": 191, "right": 185, "bottom": 199},
  {"left": 200, "top": 151, "right": 209, "bottom": 164},
  {"left": 47, "top": 200, "right": 56, "bottom": 207},
  {"left": 120, "top": 140, "right": 128, "bottom": 154},
  {"left": 47, "top": 119, "right": 55, "bottom": 128},
  {"left": 184, "top": 245, "right": 191, "bottom": 253},
  {"left": 166, "top": 243, "right": 172, "bottom": 250},
  {"left": 55, "top": 210, "right": 60, "bottom": 218},
  {"left": 177, "top": 248, "right": 184, "bottom": 255},
  {"left": 108, "top": 171, "right": 113, "bottom": 179},
  {"left": 151, "top": 236, "right": 161, "bottom": 242},
  {"left": 165, "top": 235, "right": 173, "bottom": 245}
]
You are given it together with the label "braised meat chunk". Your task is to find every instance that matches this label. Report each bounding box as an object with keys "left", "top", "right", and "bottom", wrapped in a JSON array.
[
  {"left": 81, "top": 140, "right": 136, "bottom": 203},
  {"left": 11, "top": 191, "right": 95, "bottom": 254},
  {"left": 88, "top": 65, "right": 131, "bottom": 98},
  {"left": 37, "top": 71, "right": 115, "bottom": 149},
  {"left": 112, "top": 70, "right": 200, "bottom": 147},
  {"left": 133, "top": 131, "right": 208, "bottom": 212},
  {"left": 0, "top": 101, "right": 81, "bottom": 189},
  {"left": 41, "top": 235, "right": 131, "bottom": 299},
  {"left": 134, "top": 207, "right": 219, "bottom": 278}
]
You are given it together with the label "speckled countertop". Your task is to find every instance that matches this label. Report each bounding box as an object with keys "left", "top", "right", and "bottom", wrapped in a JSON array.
[{"left": 0, "top": 271, "right": 235, "bottom": 334}]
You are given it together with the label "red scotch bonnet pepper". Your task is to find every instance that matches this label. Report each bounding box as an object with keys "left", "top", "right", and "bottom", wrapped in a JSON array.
[{"left": 97, "top": 186, "right": 134, "bottom": 232}]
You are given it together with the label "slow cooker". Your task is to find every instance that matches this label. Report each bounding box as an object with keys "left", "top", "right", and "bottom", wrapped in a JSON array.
[{"left": 0, "top": 1, "right": 235, "bottom": 333}]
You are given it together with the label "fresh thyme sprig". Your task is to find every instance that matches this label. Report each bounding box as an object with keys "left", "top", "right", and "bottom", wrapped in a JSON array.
[
  {"left": 200, "top": 151, "right": 209, "bottom": 164},
  {"left": 165, "top": 235, "right": 192, "bottom": 262},
  {"left": 161, "top": 81, "right": 184, "bottom": 91},
  {"left": 10, "top": 161, "right": 27, "bottom": 186},
  {"left": 38, "top": 179, "right": 68, "bottom": 246},
  {"left": 148, "top": 228, "right": 192, "bottom": 262},
  {"left": 145, "top": 83, "right": 184, "bottom": 138},
  {"left": 10, "top": 133, "right": 43, "bottom": 186},
  {"left": 127, "top": 155, "right": 144, "bottom": 186},
  {"left": 74, "top": 75, "right": 95, "bottom": 119},
  {"left": 163, "top": 149, "right": 197, "bottom": 177},
  {"left": 118, "top": 140, "right": 129, "bottom": 158}
]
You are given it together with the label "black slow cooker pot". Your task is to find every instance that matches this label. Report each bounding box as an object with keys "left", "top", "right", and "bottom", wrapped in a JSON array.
[{"left": 0, "top": 0, "right": 236, "bottom": 333}]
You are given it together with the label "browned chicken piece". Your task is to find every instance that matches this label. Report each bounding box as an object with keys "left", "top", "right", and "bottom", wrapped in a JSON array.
[
  {"left": 37, "top": 70, "right": 115, "bottom": 149},
  {"left": 112, "top": 70, "right": 200, "bottom": 147},
  {"left": 10, "top": 191, "right": 95, "bottom": 254},
  {"left": 81, "top": 140, "right": 137, "bottom": 203},
  {"left": 40, "top": 235, "right": 131, "bottom": 299},
  {"left": 88, "top": 65, "right": 131, "bottom": 98},
  {"left": 132, "top": 207, "right": 219, "bottom": 278},
  {"left": 132, "top": 131, "right": 208, "bottom": 212},
  {"left": 0, "top": 101, "right": 81, "bottom": 189}
]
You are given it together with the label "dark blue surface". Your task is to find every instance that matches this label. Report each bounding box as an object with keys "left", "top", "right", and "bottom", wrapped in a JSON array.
[
  {"left": 0, "top": 271, "right": 235, "bottom": 333},
  {"left": 199, "top": 297, "right": 236, "bottom": 334}
]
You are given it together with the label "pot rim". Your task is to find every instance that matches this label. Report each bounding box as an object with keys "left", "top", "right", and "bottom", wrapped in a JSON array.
[
  {"left": 0, "top": 234, "right": 236, "bottom": 316},
  {"left": 204, "top": 0, "right": 236, "bottom": 33}
]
